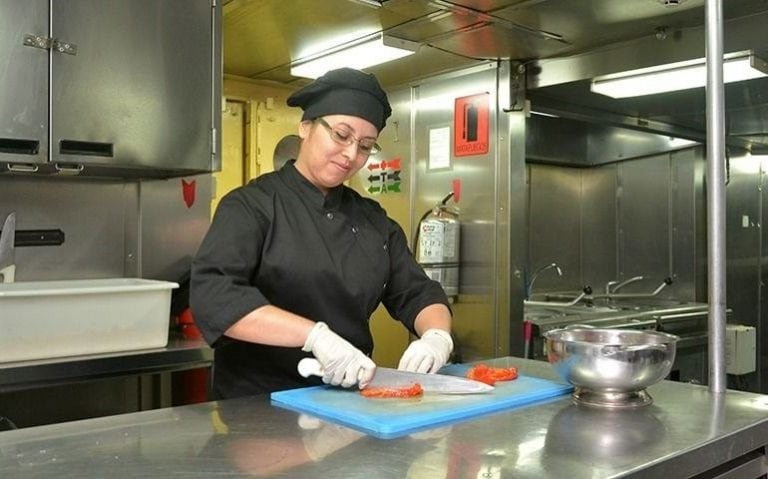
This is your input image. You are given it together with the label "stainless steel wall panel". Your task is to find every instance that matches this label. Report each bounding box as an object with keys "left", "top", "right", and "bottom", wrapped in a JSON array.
[
  {"left": 694, "top": 151, "right": 708, "bottom": 301},
  {"left": 527, "top": 164, "right": 582, "bottom": 294},
  {"left": 723, "top": 151, "right": 762, "bottom": 390},
  {"left": 618, "top": 156, "right": 672, "bottom": 288},
  {"left": 527, "top": 150, "right": 701, "bottom": 304},
  {"left": 725, "top": 154, "right": 761, "bottom": 326},
  {"left": 580, "top": 165, "right": 618, "bottom": 289},
  {"left": 0, "top": 175, "right": 211, "bottom": 283},
  {"left": 139, "top": 176, "right": 212, "bottom": 282},
  {"left": 670, "top": 148, "right": 704, "bottom": 301},
  {"left": 411, "top": 65, "right": 500, "bottom": 296},
  {"left": 527, "top": 164, "right": 619, "bottom": 295},
  {"left": 0, "top": 177, "right": 133, "bottom": 280},
  {"left": 0, "top": 0, "right": 49, "bottom": 165},
  {"left": 409, "top": 63, "right": 509, "bottom": 360}
]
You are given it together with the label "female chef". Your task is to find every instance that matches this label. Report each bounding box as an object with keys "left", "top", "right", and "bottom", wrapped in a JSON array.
[{"left": 190, "top": 68, "right": 453, "bottom": 398}]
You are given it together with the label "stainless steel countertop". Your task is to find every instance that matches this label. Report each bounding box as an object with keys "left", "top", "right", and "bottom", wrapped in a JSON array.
[
  {"left": 1, "top": 357, "right": 767, "bottom": 478},
  {"left": 0, "top": 336, "right": 213, "bottom": 392}
]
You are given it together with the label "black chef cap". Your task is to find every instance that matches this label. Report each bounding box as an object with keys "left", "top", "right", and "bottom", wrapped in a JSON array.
[{"left": 287, "top": 68, "right": 392, "bottom": 132}]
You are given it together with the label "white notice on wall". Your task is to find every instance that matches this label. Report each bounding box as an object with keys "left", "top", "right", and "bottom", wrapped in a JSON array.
[{"left": 428, "top": 126, "right": 451, "bottom": 170}]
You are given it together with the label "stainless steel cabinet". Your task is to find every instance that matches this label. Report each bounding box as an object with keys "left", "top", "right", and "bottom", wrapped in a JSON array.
[
  {"left": 0, "top": 0, "right": 49, "bottom": 167},
  {"left": 0, "top": 0, "right": 221, "bottom": 178}
]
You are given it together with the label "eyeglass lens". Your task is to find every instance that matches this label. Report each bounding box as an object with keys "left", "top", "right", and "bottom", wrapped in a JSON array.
[{"left": 316, "top": 118, "right": 380, "bottom": 155}]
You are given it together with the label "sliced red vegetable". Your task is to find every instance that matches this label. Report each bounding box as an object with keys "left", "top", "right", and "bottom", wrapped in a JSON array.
[
  {"left": 466, "top": 363, "right": 519, "bottom": 385},
  {"left": 360, "top": 383, "right": 424, "bottom": 398}
]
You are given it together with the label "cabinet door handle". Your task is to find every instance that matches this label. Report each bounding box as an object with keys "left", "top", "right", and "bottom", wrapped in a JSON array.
[
  {"left": 6, "top": 163, "right": 39, "bottom": 173},
  {"left": 54, "top": 163, "right": 84, "bottom": 175},
  {"left": 59, "top": 140, "right": 113, "bottom": 157},
  {"left": 0, "top": 138, "right": 40, "bottom": 155}
]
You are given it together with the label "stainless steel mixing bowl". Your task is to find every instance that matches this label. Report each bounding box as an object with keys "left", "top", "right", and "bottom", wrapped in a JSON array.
[{"left": 543, "top": 328, "right": 679, "bottom": 407}]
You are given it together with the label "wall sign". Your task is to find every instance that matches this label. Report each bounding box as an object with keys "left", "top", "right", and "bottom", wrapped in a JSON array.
[
  {"left": 453, "top": 92, "right": 490, "bottom": 157},
  {"left": 428, "top": 126, "right": 451, "bottom": 170},
  {"left": 365, "top": 157, "right": 402, "bottom": 194}
]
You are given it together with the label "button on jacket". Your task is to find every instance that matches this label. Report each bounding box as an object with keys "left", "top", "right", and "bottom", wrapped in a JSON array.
[{"left": 191, "top": 161, "right": 450, "bottom": 398}]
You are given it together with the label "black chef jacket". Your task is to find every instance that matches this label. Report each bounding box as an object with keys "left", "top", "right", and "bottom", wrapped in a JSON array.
[{"left": 190, "top": 161, "right": 450, "bottom": 398}]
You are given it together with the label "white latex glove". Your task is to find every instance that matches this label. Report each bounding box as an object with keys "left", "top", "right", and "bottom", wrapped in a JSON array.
[
  {"left": 398, "top": 329, "right": 454, "bottom": 373},
  {"left": 302, "top": 322, "right": 376, "bottom": 388}
]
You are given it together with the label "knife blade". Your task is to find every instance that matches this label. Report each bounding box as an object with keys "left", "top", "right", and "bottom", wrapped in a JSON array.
[
  {"left": 0, "top": 212, "right": 16, "bottom": 283},
  {"left": 297, "top": 358, "right": 494, "bottom": 395}
]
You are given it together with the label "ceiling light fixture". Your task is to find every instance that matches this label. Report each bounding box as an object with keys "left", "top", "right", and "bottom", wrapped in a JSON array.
[
  {"left": 290, "top": 34, "right": 419, "bottom": 79},
  {"left": 590, "top": 50, "right": 768, "bottom": 99}
]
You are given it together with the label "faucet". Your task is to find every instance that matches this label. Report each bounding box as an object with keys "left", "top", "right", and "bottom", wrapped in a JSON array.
[
  {"left": 526, "top": 262, "right": 562, "bottom": 299},
  {"left": 607, "top": 276, "right": 644, "bottom": 295}
]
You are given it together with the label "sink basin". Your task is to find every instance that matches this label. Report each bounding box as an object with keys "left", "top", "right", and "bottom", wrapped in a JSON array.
[
  {"left": 524, "top": 294, "right": 707, "bottom": 329},
  {"left": 524, "top": 303, "right": 621, "bottom": 319}
]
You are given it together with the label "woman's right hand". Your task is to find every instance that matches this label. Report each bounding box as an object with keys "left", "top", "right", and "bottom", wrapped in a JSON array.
[{"left": 302, "top": 322, "right": 376, "bottom": 388}]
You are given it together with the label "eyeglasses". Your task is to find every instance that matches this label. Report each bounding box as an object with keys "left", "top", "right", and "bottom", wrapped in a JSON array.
[{"left": 315, "top": 117, "right": 381, "bottom": 156}]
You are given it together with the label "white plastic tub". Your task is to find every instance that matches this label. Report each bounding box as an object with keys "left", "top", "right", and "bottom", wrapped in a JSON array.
[{"left": 0, "top": 278, "right": 178, "bottom": 363}]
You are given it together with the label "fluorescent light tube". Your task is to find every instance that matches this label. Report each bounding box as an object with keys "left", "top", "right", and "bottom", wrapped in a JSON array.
[
  {"left": 591, "top": 51, "right": 768, "bottom": 98},
  {"left": 291, "top": 35, "right": 419, "bottom": 79}
]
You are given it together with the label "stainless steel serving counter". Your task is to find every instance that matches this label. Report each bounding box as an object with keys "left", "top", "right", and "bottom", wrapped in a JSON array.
[
  {"left": 1, "top": 357, "right": 767, "bottom": 478},
  {"left": 0, "top": 337, "right": 213, "bottom": 392}
]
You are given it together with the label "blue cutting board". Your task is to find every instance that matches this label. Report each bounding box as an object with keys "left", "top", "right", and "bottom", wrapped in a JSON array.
[{"left": 271, "top": 364, "right": 573, "bottom": 439}]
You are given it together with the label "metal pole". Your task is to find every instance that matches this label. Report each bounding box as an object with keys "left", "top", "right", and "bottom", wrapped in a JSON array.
[{"left": 706, "top": 0, "right": 727, "bottom": 393}]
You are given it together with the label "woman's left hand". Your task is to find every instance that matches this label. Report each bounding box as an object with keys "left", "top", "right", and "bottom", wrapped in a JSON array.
[{"left": 397, "top": 329, "right": 454, "bottom": 374}]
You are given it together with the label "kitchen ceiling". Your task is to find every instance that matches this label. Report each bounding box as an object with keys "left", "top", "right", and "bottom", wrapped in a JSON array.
[{"left": 223, "top": 0, "right": 768, "bottom": 151}]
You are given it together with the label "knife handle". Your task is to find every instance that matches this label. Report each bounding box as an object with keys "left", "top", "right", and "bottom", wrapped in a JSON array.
[{"left": 298, "top": 358, "right": 323, "bottom": 378}]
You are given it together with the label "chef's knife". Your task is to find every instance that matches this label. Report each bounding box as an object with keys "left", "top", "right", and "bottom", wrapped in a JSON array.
[
  {"left": 298, "top": 358, "right": 494, "bottom": 394},
  {"left": 0, "top": 212, "right": 15, "bottom": 283}
]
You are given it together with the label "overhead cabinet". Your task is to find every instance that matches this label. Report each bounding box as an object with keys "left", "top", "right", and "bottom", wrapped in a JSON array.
[{"left": 0, "top": 0, "right": 221, "bottom": 178}]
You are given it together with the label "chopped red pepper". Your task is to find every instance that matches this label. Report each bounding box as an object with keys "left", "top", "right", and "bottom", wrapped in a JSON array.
[
  {"left": 466, "top": 363, "right": 519, "bottom": 385},
  {"left": 360, "top": 383, "right": 424, "bottom": 398}
]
